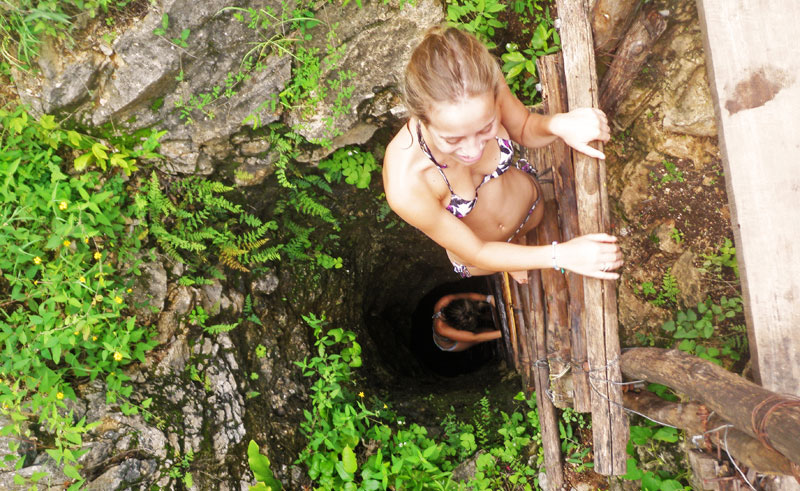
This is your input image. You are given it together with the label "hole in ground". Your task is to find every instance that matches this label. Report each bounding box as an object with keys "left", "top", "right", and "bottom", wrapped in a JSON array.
[{"left": 409, "top": 276, "right": 503, "bottom": 377}]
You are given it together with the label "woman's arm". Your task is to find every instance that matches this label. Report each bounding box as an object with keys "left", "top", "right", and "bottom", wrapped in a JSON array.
[
  {"left": 433, "top": 292, "right": 490, "bottom": 312},
  {"left": 435, "top": 320, "right": 502, "bottom": 343},
  {"left": 496, "top": 82, "right": 610, "bottom": 159},
  {"left": 386, "top": 182, "right": 621, "bottom": 279}
]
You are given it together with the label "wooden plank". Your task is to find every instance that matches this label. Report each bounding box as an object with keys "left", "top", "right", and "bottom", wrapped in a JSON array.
[
  {"left": 554, "top": 0, "right": 628, "bottom": 475},
  {"left": 695, "top": 0, "right": 800, "bottom": 398},
  {"left": 527, "top": 269, "right": 565, "bottom": 488},
  {"left": 537, "top": 54, "right": 592, "bottom": 412},
  {"left": 510, "top": 279, "right": 533, "bottom": 392}
]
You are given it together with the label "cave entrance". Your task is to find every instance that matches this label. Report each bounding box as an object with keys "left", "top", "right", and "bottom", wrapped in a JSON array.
[{"left": 408, "top": 277, "right": 503, "bottom": 377}]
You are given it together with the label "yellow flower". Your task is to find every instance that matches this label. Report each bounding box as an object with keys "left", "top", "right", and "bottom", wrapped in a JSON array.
[
  {"left": 126, "top": 288, "right": 132, "bottom": 293},
  {"left": 383, "top": 404, "right": 388, "bottom": 409},
  {"left": 33, "top": 280, "right": 38, "bottom": 285},
  {"left": 58, "top": 201, "right": 68, "bottom": 211},
  {"left": 84, "top": 237, "right": 89, "bottom": 244},
  {"left": 79, "top": 276, "right": 86, "bottom": 283},
  {"left": 94, "top": 251, "right": 102, "bottom": 260},
  {"left": 63, "top": 240, "right": 71, "bottom": 247},
  {"left": 358, "top": 392, "right": 365, "bottom": 399},
  {"left": 113, "top": 351, "right": 123, "bottom": 362},
  {"left": 56, "top": 392, "right": 64, "bottom": 400},
  {"left": 33, "top": 256, "right": 42, "bottom": 265},
  {"left": 92, "top": 336, "right": 97, "bottom": 341},
  {"left": 73, "top": 331, "right": 79, "bottom": 336},
  {"left": 114, "top": 296, "right": 123, "bottom": 304}
]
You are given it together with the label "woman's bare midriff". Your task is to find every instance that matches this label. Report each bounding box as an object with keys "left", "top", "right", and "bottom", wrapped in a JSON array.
[{"left": 445, "top": 166, "right": 543, "bottom": 270}]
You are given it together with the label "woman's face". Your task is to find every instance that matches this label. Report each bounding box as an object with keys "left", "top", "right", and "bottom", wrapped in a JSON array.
[{"left": 425, "top": 92, "right": 500, "bottom": 165}]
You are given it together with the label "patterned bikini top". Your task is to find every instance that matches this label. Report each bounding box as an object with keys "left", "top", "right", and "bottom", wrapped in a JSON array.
[{"left": 416, "top": 122, "right": 514, "bottom": 218}]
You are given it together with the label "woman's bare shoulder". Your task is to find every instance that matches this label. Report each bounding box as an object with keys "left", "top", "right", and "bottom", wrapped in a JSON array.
[{"left": 383, "top": 122, "right": 444, "bottom": 210}]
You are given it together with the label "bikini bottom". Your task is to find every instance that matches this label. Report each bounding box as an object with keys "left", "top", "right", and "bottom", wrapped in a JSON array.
[
  {"left": 451, "top": 161, "right": 544, "bottom": 278},
  {"left": 432, "top": 329, "right": 458, "bottom": 352}
]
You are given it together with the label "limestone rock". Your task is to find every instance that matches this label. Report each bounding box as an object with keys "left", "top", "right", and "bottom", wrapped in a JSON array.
[
  {"left": 85, "top": 459, "right": 159, "bottom": 490},
  {"left": 130, "top": 255, "right": 168, "bottom": 326},
  {"left": 251, "top": 272, "right": 279, "bottom": 296},
  {"left": 618, "top": 281, "right": 671, "bottom": 333},
  {"left": 663, "top": 66, "right": 717, "bottom": 137},
  {"left": 672, "top": 250, "right": 706, "bottom": 307},
  {"left": 651, "top": 219, "right": 683, "bottom": 254},
  {"left": 619, "top": 163, "right": 652, "bottom": 218},
  {"left": 285, "top": 0, "right": 443, "bottom": 143}
]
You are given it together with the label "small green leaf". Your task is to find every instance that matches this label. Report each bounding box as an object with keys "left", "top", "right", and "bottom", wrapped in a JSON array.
[
  {"left": 342, "top": 445, "right": 357, "bottom": 474},
  {"left": 74, "top": 152, "right": 93, "bottom": 170},
  {"left": 91, "top": 143, "right": 109, "bottom": 161},
  {"left": 63, "top": 464, "right": 82, "bottom": 480}
]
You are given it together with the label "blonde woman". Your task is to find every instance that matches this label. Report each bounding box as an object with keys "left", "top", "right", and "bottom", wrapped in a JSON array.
[{"left": 383, "top": 26, "right": 622, "bottom": 283}]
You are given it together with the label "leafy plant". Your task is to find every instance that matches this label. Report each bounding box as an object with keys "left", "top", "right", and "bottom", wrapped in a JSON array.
[
  {"left": 669, "top": 227, "right": 683, "bottom": 245},
  {"left": 0, "top": 0, "right": 135, "bottom": 69},
  {"left": 293, "top": 314, "right": 554, "bottom": 490},
  {"left": 652, "top": 159, "right": 684, "bottom": 187},
  {"left": 0, "top": 106, "right": 158, "bottom": 486},
  {"left": 318, "top": 147, "right": 380, "bottom": 190},
  {"left": 639, "top": 269, "right": 680, "bottom": 308},
  {"left": 500, "top": 7, "right": 560, "bottom": 104},
  {"left": 137, "top": 171, "right": 281, "bottom": 276},
  {"left": 661, "top": 297, "right": 744, "bottom": 365},
  {"left": 700, "top": 238, "right": 738, "bottom": 278},
  {"left": 248, "top": 440, "right": 283, "bottom": 490},
  {"left": 622, "top": 423, "right": 689, "bottom": 490},
  {"left": 445, "top": 0, "right": 507, "bottom": 49}
]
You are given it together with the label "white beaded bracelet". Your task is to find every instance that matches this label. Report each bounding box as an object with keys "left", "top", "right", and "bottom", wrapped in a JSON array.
[{"left": 552, "top": 241, "right": 559, "bottom": 271}]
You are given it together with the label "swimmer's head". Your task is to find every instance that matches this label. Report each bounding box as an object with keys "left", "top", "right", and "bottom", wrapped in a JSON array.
[
  {"left": 441, "top": 298, "right": 493, "bottom": 333},
  {"left": 404, "top": 26, "right": 503, "bottom": 125}
]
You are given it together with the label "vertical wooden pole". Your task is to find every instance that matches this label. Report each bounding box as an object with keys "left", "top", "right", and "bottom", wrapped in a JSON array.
[
  {"left": 525, "top": 144, "right": 575, "bottom": 409},
  {"left": 510, "top": 280, "right": 533, "bottom": 392},
  {"left": 554, "top": 0, "right": 628, "bottom": 475},
  {"left": 526, "top": 269, "right": 565, "bottom": 488},
  {"left": 537, "top": 54, "right": 592, "bottom": 412}
]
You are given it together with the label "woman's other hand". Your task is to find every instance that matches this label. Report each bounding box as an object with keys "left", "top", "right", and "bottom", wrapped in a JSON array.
[
  {"left": 549, "top": 108, "right": 610, "bottom": 160},
  {"left": 557, "top": 233, "right": 623, "bottom": 280}
]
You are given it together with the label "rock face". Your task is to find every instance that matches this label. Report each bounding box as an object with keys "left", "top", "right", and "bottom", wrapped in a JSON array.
[
  {"left": 6, "top": 0, "right": 447, "bottom": 488},
  {"left": 14, "top": 0, "right": 442, "bottom": 177}
]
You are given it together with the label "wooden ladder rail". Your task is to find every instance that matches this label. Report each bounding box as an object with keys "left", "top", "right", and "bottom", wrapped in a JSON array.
[{"left": 554, "top": 0, "right": 629, "bottom": 475}]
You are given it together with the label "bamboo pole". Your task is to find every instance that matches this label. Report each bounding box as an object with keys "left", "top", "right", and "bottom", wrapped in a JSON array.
[
  {"left": 501, "top": 272, "right": 520, "bottom": 371},
  {"left": 554, "top": 0, "right": 628, "bottom": 475},
  {"left": 490, "top": 274, "right": 514, "bottom": 367}
]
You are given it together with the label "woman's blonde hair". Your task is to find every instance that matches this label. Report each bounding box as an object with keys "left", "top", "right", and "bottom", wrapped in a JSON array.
[{"left": 404, "top": 26, "right": 504, "bottom": 124}]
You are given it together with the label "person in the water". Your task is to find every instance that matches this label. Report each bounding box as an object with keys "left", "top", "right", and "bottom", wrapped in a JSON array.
[
  {"left": 383, "top": 26, "right": 623, "bottom": 283},
  {"left": 431, "top": 292, "right": 500, "bottom": 352}
]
